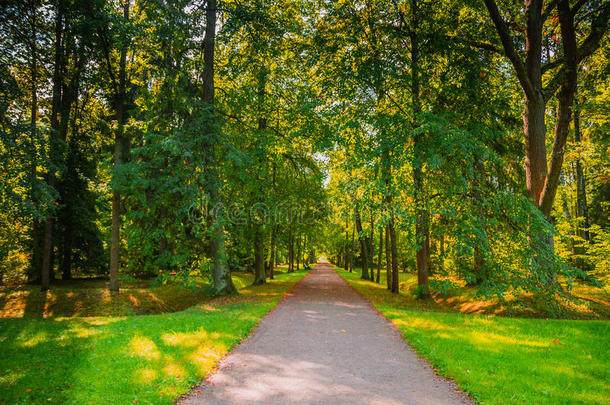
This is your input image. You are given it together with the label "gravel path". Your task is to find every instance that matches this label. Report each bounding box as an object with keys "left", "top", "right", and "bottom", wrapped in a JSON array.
[{"left": 178, "top": 261, "right": 472, "bottom": 405}]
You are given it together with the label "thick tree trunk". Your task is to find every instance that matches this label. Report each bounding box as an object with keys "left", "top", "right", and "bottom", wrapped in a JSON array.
[
  {"left": 202, "top": 0, "right": 236, "bottom": 295},
  {"left": 354, "top": 206, "right": 369, "bottom": 280}
]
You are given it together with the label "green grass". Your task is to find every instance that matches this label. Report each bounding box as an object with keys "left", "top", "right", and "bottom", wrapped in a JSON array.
[
  {"left": 337, "top": 267, "right": 610, "bottom": 405},
  {"left": 0, "top": 270, "right": 307, "bottom": 404}
]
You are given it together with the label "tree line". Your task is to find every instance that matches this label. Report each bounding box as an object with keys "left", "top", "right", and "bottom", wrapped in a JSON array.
[{"left": 1, "top": 0, "right": 608, "bottom": 302}]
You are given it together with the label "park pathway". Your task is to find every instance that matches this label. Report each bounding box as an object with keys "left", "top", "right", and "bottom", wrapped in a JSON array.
[{"left": 178, "top": 261, "right": 471, "bottom": 405}]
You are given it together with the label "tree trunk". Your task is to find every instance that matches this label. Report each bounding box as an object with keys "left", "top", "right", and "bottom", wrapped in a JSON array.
[
  {"left": 253, "top": 225, "right": 266, "bottom": 285},
  {"left": 573, "top": 93, "right": 589, "bottom": 242},
  {"left": 296, "top": 232, "right": 301, "bottom": 271},
  {"left": 267, "top": 225, "right": 276, "bottom": 279},
  {"left": 411, "top": 0, "right": 429, "bottom": 298},
  {"left": 368, "top": 213, "right": 375, "bottom": 281},
  {"left": 389, "top": 219, "right": 399, "bottom": 293},
  {"left": 354, "top": 206, "right": 369, "bottom": 280},
  {"left": 29, "top": 9, "right": 42, "bottom": 282},
  {"left": 288, "top": 226, "right": 295, "bottom": 272},
  {"left": 376, "top": 226, "right": 382, "bottom": 283},
  {"left": 202, "top": 0, "right": 236, "bottom": 295},
  {"left": 41, "top": 2, "right": 64, "bottom": 291},
  {"left": 385, "top": 223, "right": 391, "bottom": 290},
  {"left": 349, "top": 224, "right": 354, "bottom": 272}
]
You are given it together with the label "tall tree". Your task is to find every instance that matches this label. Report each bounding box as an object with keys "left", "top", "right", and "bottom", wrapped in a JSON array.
[
  {"left": 482, "top": 0, "right": 608, "bottom": 217},
  {"left": 203, "top": 0, "right": 236, "bottom": 295}
]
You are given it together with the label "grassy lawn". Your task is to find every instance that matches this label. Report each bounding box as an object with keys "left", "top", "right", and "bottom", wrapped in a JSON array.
[
  {"left": 0, "top": 273, "right": 257, "bottom": 318},
  {"left": 337, "top": 267, "right": 610, "bottom": 405},
  {"left": 0, "top": 270, "right": 307, "bottom": 404}
]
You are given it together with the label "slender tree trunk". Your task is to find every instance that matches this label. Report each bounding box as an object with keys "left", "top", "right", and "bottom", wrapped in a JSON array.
[
  {"left": 296, "top": 232, "right": 301, "bottom": 271},
  {"left": 267, "top": 225, "right": 276, "bottom": 279},
  {"left": 470, "top": 161, "right": 487, "bottom": 285},
  {"left": 343, "top": 216, "right": 350, "bottom": 269},
  {"left": 385, "top": 223, "right": 391, "bottom": 290},
  {"left": 354, "top": 206, "right": 369, "bottom": 280},
  {"left": 41, "top": 3, "right": 64, "bottom": 291},
  {"left": 202, "top": 0, "right": 236, "bottom": 295},
  {"left": 108, "top": 0, "right": 131, "bottom": 293},
  {"left": 389, "top": 218, "right": 399, "bottom": 293},
  {"left": 573, "top": 93, "right": 589, "bottom": 243},
  {"left": 561, "top": 186, "right": 577, "bottom": 259},
  {"left": 376, "top": 226, "right": 382, "bottom": 283},
  {"left": 29, "top": 9, "right": 41, "bottom": 282},
  {"left": 349, "top": 224, "right": 355, "bottom": 272},
  {"left": 411, "top": 0, "right": 429, "bottom": 298},
  {"left": 253, "top": 225, "right": 266, "bottom": 285},
  {"left": 368, "top": 213, "right": 375, "bottom": 280},
  {"left": 288, "top": 226, "right": 294, "bottom": 272}
]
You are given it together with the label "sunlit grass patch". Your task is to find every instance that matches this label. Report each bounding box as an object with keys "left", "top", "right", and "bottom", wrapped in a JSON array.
[
  {"left": 0, "top": 272, "right": 257, "bottom": 318},
  {"left": 338, "top": 267, "right": 610, "bottom": 405},
  {"left": 0, "top": 270, "right": 307, "bottom": 404}
]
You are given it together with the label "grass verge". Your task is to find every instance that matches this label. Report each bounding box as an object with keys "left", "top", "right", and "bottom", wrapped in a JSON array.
[
  {"left": 0, "top": 273, "right": 257, "bottom": 318},
  {"left": 0, "top": 270, "right": 307, "bottom": 404},
  {"left": 337, "top": 266, "right": 610, "bottom": 405}
]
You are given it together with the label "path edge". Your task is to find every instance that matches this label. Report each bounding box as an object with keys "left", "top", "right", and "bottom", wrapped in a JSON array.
[
  {"left": 331, "top": 263, "right": 475, "bottom": 404},
  {"left": 175, "top": 268, "right": 315, "bottom": 404}
]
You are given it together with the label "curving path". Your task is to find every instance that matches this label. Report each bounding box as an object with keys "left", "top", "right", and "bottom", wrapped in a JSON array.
[{"left": 178, "top": 261, "right": 471, "bottom": 405}]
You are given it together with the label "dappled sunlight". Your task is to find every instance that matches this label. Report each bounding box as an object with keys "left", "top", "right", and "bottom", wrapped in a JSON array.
[
  {"left": 161, "top": 329, "right": 221, "bottom": 347},
  {"left": 163, "top": 363, "right": 186, "bottom": 379},
  {"left": 339, "top": 267, "right": 610, "bottom": 405},
  {"left": 129, "top": 336, "right": 161, "bottom": 359},
  {"left": 135, "top": 368, "right": 158, "bottom": 384},
  {"left": 16, "top": 330, "right": 49, "bottom": 348},
  {"left": 190, "top": 346, "right": 225, "bottom": 372}
]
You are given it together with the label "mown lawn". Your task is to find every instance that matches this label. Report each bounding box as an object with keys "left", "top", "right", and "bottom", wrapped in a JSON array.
[
  {"left": 0, "top": 270, "right": 307, "bottom": 404},
  {"left": 337, "top": 267, "right": 610, "bottom": 405}
]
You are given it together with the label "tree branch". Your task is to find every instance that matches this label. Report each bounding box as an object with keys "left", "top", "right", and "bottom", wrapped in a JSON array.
[
  {"left": 543, "top": 1, "right": 609, "bottom": 101},
  {"left": 483, "top": 0, "right": 536, "bottom": 99}
]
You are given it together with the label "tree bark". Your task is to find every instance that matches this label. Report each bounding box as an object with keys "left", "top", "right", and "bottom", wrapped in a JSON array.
[
  {"left": 28, "top": 6, "right": 41, "bottom": 282},
  {"left": 253, "top": 225, "right": 266, "bottom": 285},
  {"left": 368, "top": 213, "right": 375, "bottom": 281},
  {"left": 483, "top": 0, "right": 608, "bottom": 221},
  {"left": 573, "top": 93, "right": 589, "bottom": 242},
  {"left": 411, "top": 0, "right": 429, "bottom": 298},
  {"left": 267, "top": 225, "right": 276, "bottom": 279},
  {"left": 349, "top": 224, "right": 354, "bottom": 272},
  {"left": 385, "top": 223, "right": 391, "bottom": 290},
  {"left": 354, "top": 206, "right": 370, "bottom": 280},
  {"left": 108, "top": 0, "right": 130, "bottom": 293},
  {"left": 202, "top": 0, "right": 236, "bottom": 295},
  {"left": 288, "top": 227, "right": 295, "bottom": 273},
  {"left": 41, "top": 2, "right": 64, "bottom": 291},
  {"left": 376, "top": 226, "right": 382, "bottom": 283}
]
